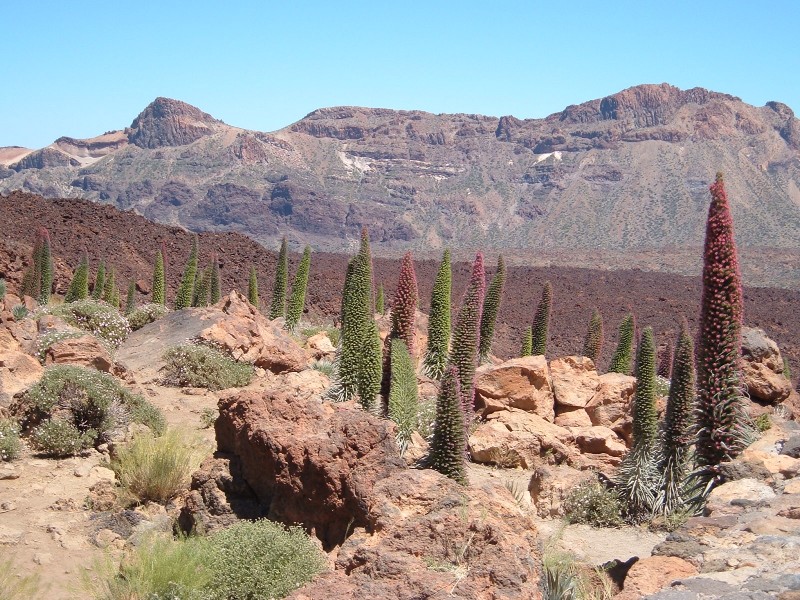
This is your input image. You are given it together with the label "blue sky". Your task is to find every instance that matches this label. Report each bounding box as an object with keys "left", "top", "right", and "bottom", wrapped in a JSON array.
[{"left": 3, "top": 0, "right": 799, "bottom": 148}]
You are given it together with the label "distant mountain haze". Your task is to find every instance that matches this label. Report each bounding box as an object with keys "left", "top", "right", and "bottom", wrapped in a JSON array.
[{"left": 2, "top": 83, "right": 799, "bottom": 287}]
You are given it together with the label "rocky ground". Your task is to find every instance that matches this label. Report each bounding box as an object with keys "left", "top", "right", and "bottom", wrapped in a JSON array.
[{"left": 0, "top": 288, "right": 799, "bottom": 598}]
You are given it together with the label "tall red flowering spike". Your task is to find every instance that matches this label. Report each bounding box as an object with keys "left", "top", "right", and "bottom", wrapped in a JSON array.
[
  {"left": 696, "top": 172, "right": 746, "bottom": 470},
  {"left": 390, "top": 252, "right": 419, "bottom": 354},
  {"left": 448, "top": 252, "right": 485, "bottom": 429}
]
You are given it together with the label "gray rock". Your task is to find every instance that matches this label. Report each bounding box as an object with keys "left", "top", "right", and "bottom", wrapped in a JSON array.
[
  {"left": 781, "top": 435, "right": 800, "bottom": 458},
  {"left": 718, "top": 460, "right": 773, "bottom": 483},
  {"left": 676, "top": 577, "right": 736, "bottom": 595}
]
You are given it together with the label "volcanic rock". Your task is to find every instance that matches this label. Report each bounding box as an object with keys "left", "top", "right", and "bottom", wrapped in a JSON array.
[
  {"left": 44, "top": 334, "right": 112, "bottom": 372},
  {"left": 474, "top": 356, "right": 555, "bottom": 420}
]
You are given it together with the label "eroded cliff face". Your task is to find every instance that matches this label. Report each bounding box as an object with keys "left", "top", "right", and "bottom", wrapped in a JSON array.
[{"left": 2, "top": 84, "right": 800, "bottom": 270}]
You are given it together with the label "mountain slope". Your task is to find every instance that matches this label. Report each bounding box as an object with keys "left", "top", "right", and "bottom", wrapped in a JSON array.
[{"left": 2, "top": 84, "right": 799, "bottom": 281}]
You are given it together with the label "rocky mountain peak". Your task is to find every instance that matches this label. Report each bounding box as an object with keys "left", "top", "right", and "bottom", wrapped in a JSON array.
[
  {"left": 127, "top": 97, "right": 222, "bottom": 149},
  {"left": 554, "top": 83, "right": 739, "bottom": 127}
]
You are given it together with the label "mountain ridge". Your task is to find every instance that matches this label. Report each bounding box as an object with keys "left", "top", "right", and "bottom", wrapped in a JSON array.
[{"left": 1, "top": 82, "right": 799, "bottom": 286}]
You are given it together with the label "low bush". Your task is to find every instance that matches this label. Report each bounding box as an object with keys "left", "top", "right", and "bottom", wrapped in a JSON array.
[
  {"left": 0, "top": 419, "right": 22, "bottom": 461},
  {"left": 12, "top": 304, "right": 28, "bottom": 320},
  {"left": 111, "top": 430, "right": 206, "bottom": 504},
  {"left": 563, "top": 480, "right": 623, "bottom": 528},
  {"left": 199, "top": 407, "right": 217, "bottom": 429},
  {"left": 30, "top": 418, "right": 96, "bottom": 457},
  {"left": 127, "top": 303, "right": 169, "bottom": 331},
  {"left": 21, "top": 365, "right": 165, "bottom": 457},
  {"left": 34, "top": 329, "right": 88, "bottom": 364},
  {"left": 0, "top": 278, "right": 6, "bottom": 301},
  {"left": 204, "top": 519, "right": 326, "bottom": 599},
  {"left": 310, "top": 358, "right": 335, "bottom": 377},
  {"left": 162, "top": 344, "right": 254, "bottom": 391},
  {"left": 542, "top": 546, "right": 613, "bottom": 600},
  {"left": 754, "top": 413, "right": 771, "bottom": 432},
  {"left": 46, "top": 299, "right": 130, "bottom": 349},
  {"left": 87, "top": 534, "right": 211, "bottom": 600},
  {"left": 91, "top": 520, "right": 325, "bottom": 600}
]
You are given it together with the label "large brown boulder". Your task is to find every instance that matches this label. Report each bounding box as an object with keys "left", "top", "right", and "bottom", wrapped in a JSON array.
[
  {"left": 469, "top": 408, "right": 575, "bottom": 468},
  {"left": 44, "top": 334, "right": 112, "bottom": 372},
  {"left": 214, "top": 389, "right": 403, "bottom": 549},
  {"left": 739, "top": 326, "right": 792, "bottom": 404},
  {"left": 117, "top": 291, "right": 308, "bottom": 375},
  {"left": 474, "top": 356, "right": 555, "bottom": 421},
  {"left": 0, "top": 350, "right": 43, "bottom": 408},
  {"left": 529, "top": 464, "right": 594, "bottom": 518},
  {"left": 584, "top": 372, "right": 636, "bottom": 443},
  {"left": 550, "top": 356, "right": 599, "bottom": 409}
]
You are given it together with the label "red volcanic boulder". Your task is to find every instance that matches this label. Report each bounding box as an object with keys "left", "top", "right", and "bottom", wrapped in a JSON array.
[
  {"left": 214, "top": 389, "right": 403, "bottom": 549},
  {"left": 45, "top": 334, "right": 113, "bottom": 372}
]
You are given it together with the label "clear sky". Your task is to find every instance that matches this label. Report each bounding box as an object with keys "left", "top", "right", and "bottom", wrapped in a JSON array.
[{"left": 2, "top": 0, "right": 799, "bottom": 149}]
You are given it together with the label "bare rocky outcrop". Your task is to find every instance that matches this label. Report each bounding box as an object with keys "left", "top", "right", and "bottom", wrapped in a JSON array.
[
  {"left": 0, "top": 349, "right": 42, "bottom": 408},
  {"left": 117, "top": 291, "right": 308, "bottom": 376},
  {"left": 181, "top": 379, "right": 543, "bottom": 598},
  {"left": 739, "top": 326, "right": 793, "bottom": 405},
  {"left": 44, "top": 334, "right": 112, "bottom": 372},
  {"left": 474, "top": 356, "right": 555, "bottom": 420},
  {"left": 127, "top": 97, "right": 221, "bottom": 149}
]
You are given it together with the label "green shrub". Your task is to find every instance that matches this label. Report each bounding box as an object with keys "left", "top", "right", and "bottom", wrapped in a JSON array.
[
  {"left": 0, "top": 419, "right": 22, "bottom": 461},
  {"left": 88, "top": 533, "right": 211, "bottom": 600},
  {"left": 30, "top": 418, "right": 96, "bottom": 457},
  {"left": 310, "top": 358, "right": 335, "bottom": 377},
  {"left": 111, "top": 430, "right": 206, "bottom": 504},
  {"left": 0, "top": 278, "right": 6, "bottom": 301},
  {"left": 12, "top": 304, "right": 29, "bottom": 320},
  {"left": 34, "top": 329, "right": 87, "bottom": 364},
  {"left": 162, "top": 344, "right": 254, "bottom": 391},
  {"left": 199, "top": 407, "right": 217, "bottom": 429},
  {"left": 90, "top": 520, "right": 325, "bottom": 600},
  {"left": 541, "top": 546, "right": 613, "bottom": 600},
  {"left": 754, "top": 413, "right": 771, "bottom": 432},
  {"left": 204, "top": 519, "right": 326, "bottom": 600},
  {"left": 563, "top": 480, "right": 623, "bottom": 528},
  {"left": 47, "top": 299, "right": 130, "bottom": 349},
  {"left": 127, "top": 303, "right": 170, "bottom": 331},
  {"left": 22, "top": 365, "right": 165, "bottom": 456}
]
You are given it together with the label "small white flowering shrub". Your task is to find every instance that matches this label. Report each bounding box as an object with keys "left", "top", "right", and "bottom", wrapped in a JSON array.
[
  {"left": 46, "top": 299, "right": 130, "bottom": 349},
  {"left": 162, "top": 344, "right": 254, "bottom": 391},
  {"left": 562, "top": 480, "right": 623, "bottom": 527},
  {"left": 21, "top": 365, "right": 165, "bottom": 457},
  {"left": 127, "top": 303, "right": 170, "bottom": 331},
  {"left": 0, "top": 419, "right": 21, "bottom": 461}
]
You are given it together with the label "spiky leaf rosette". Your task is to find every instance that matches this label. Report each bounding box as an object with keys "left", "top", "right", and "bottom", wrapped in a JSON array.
[
  {"left": 286, "top": 245, "right": 311, "bottom": 332},
  {"left": 388, "top": 339, "right": 419, "bottom": 455},
  {"left": 520, "top": 326, "right": 533, "bottom": 357},
  {"left": 617, "top": 326, "right": 659, "bottom": 519},
  {"left": 448, "top": 252, "right": 485, "bottom": 429},
  {"left": 696, "top": 173, "right": 748, "bottom": 470},
  {"left": 151, "top": 248, "right": 166, "bottom": 305},
  {"left": 175, "top": 236, "right": 199, "bottom": 310},
  {"left": 125, "top": 281, "right": 136, "bottom": 315},
  {"left": 531, "top": 281, "right": 552, "bottom": 356},
  {"left": 389, "top": 252, "right": 419, "bottom": 354},
  {"left": 658, "top": 341, "right": 674, "bottom": 380},
  {"left": 92, "top": 261, "right": 106, "bottom": 300},
  {"left": 430, "top": 365, "right": 467, "bottom": 485},
  {"left": 102, "top": 267, "right": 116, "bottom": 304},
  {"left": 422, "top": 249, "right": 452, "bottom": 380},
  {"left": 608, "top": 314, "right": 635, "bottom": 374},
  {"left": 247, "top": 266, "right": 259, "bottom": 308},
  {"left": 479, "top": 255, "right": 506, "bottom": 363},
  {"left": 658, "top": 320, "right": 696, "bottom": 514},
  {"left": 37, "top": 228, "right": 53, "bottom": 306},
  {"left": 581, "top": 309, "right": 603, "bottom": 365},
  {"left": 209, "top": 253, "right": 221, "bottom": 305},
  {"left": 65, "top": 252, "right": 89, "bottom": 303},
  {"left": 269, "top": 237, "right": 288, "bottom": 319},
  {"left": 375, "top": 284, "right": 385, "bottom": 315}
]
